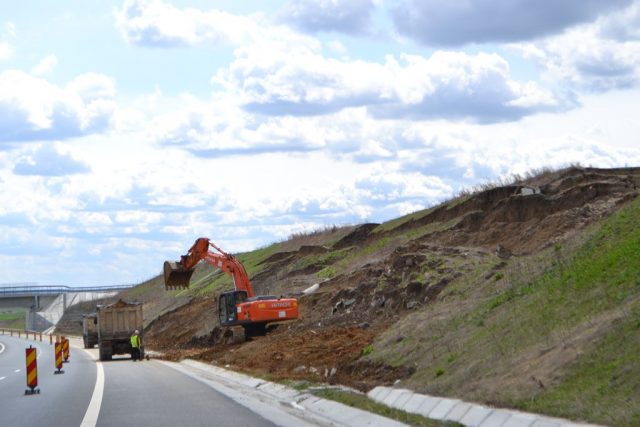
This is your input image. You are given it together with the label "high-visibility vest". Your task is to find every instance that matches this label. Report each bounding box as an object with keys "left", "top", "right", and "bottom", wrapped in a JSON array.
[{"left": 131, "top": 334, "right": 140, "bottom": 348}]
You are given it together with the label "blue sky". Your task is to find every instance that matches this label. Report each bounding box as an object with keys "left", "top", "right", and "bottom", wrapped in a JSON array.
[{"left": 1, "top": 0, "right": 639, "bottom": 286}]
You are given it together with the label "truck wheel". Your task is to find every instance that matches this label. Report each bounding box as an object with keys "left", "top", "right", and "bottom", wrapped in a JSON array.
[{"left": 99, "top": 349, "right": 112, "bottom": 361}]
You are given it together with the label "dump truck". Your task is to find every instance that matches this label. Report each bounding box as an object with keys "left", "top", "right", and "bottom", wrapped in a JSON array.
[
  {"left": 82, "top": 313, "right": 98, "bottom": 349},
  {"left": 96, "top": 299, "right": 144, "bottom": 361}
]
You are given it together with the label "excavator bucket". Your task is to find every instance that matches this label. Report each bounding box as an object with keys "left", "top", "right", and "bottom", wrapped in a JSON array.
[{"left": 163, "top": 261, "right": 195, "bottom": 290}]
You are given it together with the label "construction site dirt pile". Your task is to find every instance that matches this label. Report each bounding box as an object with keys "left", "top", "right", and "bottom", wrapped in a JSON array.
[{"left": 144, "top": 166, "right": 640, "bottom": 390}]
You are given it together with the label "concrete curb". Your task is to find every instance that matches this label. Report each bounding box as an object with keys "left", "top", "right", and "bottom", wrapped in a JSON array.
[
  {"left": 162, "top": 359, "right": 410, "bottom": 427},
  {"left": 367, "top": 386, "right": 604, "bottom": 427}
]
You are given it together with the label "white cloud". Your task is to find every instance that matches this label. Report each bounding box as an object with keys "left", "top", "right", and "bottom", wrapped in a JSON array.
[
  {"left": 355, "top": 171, "right": 451, "bottom": 203},
  {"left": 115, "top": 0, "right": 314, "bottom": 49},
  {"left": 509, "top": 1, "right": 640, "bottom": 92},
  {"left": 599, "top": 1, "right": 640, "bottom": 40},
  {"left": 279, "top": 0, "right": 375, "bottom": 35},
  {"left": 391, "top": 0, "right": 633, "bottom": 46},
  {"left": 218, "top": 46, "right": 564, "bottom": 123},
  {"left": 511, "top": 27, "right": 640, "bottom": 92},
  {"left": 116, "top": 0, "right": 568, "bottom": 125},
  {"left": 0, "top": 70, "right": 116, "bottom": 142},
  {"left": 32, "top": 54, "right": 58, "bottom": 76},
  {"left": 13, "top": 144, "right": 90, "bottom": 176}
]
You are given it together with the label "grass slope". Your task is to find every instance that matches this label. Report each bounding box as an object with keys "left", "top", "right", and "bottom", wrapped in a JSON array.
[
  {"left": 0, "top": 309, "right": 25, "bottom": 329},
  {"left": 371, "top": 196, "right": 640, "bottom": 426}
]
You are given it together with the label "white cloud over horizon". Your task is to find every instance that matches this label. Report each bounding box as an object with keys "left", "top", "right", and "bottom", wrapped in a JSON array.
[
  {"left": 0, "top": 70, "right": 117, "bottom": 143},
  {"left": 0, "top": 0, "right": 639, "bottom": 286}
]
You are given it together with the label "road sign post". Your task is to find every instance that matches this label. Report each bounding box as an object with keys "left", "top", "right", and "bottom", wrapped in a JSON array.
[
  {"left": 25, "top": 346, "right": 39, "bottom": 395},
  {"left": 54, "top": 342, "right": 64, "bottom": 374},
  {"left": 62, "top": 337, "right": 69, "bottom": 362}
]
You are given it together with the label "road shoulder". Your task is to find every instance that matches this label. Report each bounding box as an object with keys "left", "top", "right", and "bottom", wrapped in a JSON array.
[{"left": 160, "top": 359, "right": 409, "bottom": 427}]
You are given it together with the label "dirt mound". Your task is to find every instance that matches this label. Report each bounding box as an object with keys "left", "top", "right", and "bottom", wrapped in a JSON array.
[
  {"left": 144, "top": 297, "right": 217, "bottom": 349},
  {"left": 143, "top": 166, "right": 640, "bottom": 397},
  {"left": 392, "top": 167, "right": 640, "bottom": 254},
  {"left": 158, "top": 325, "right": 411, "bottom": 390},
  {"left": 332, "top": 223, "right": 379, "bottom": 249}
]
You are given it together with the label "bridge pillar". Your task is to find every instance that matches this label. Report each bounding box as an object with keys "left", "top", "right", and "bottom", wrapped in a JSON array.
[
  {"left": 34, "top": 295, "right": 40, "bottom": 310},
  {"left": 63, "top": 293, "right": 67, "bottom": 310}
]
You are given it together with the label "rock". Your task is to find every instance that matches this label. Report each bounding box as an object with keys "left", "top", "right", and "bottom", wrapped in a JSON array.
[
  {"left": 330, "top": 367, "right": 337, "bottom": 377},
  {"left": 406, "top": 301, "right": 419, "bottom": 309},
  {"left": 359, "top": 322, "right": 370, "bottom": 329},
  {"left": 406, "top": 281, "right": 423, "bottom": 294},
  {"left": 370, "top": 296, "right": 385, "bottom": 308},
  {"left": 332, "top": 300, "right": 344, "bottom": 314},
  {"left": 496, "top": 245, "right": 512, "bottom": 259},
  {"left": 343, "top": 298, "right": 356, "bottom": 307},
  {"left": 302, "top": 283, "right": 320, "bottom": 295},
  {"left": 309, "top": 367, "right": 319, "bottom": 374},
  {"left": 293, "top": 365, "right": 307, "bottom": 373}
]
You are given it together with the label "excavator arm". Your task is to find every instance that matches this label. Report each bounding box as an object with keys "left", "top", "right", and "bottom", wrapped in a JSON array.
[
  {"left": 164, "top": 237, "right": 299, "bottom": 336},
  {"left": 163, "top": 237, "right": 254, "bottom": 296}
]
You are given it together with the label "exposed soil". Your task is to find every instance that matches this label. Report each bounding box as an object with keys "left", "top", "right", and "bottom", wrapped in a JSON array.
[{"left": 141, "top": 166, "right": 640, "bottom": 391}]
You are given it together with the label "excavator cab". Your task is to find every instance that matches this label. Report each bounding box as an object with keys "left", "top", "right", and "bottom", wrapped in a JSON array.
[{"left": 218, "top": 290, "right": 248, "bottom": 326}]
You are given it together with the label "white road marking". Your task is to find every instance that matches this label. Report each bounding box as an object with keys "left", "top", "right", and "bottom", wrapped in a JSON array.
[
  {"left": 80, "top": 358, "right": 104, "bottom": 427},
  {"left": 0, "top": 342, "right": 5, "bottom": 354},
  {"left": 0, "top": 376, "right": 6, "bottom": 381},
  {"left": 14, "top": 369, "right": 20, "bottom": 373}
]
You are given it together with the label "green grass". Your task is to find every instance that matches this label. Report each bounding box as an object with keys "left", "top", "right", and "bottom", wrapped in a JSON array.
[
  {"left": 373, "top": 208, "right": 434, "bottom": 233},
  {"left": 289, "top": 250, "right": 348, "bottom": 273},
  {"left": 313, "top": 389, "right": 462, "bottom": 427},
  {"left": 371, "top": 196, "right": 640, "bottom": 426},
  {"left": 0, "top": 310, "right": 25, "bottom": 329},
  {"left": 520, "top": 304, "right": 640, "bottom": 426}
]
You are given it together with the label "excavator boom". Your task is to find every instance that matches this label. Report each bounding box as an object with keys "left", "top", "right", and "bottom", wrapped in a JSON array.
[{"left": 163, "top": 237, "right": 253, "bottom": 296}]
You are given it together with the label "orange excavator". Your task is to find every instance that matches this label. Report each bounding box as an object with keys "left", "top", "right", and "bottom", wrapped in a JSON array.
[{"left": 163, "top": 237, "right": 299, "bottom": 337}]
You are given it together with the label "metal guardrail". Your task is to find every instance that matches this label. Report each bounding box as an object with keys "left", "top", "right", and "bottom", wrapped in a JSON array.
[
  {"left": 0, "top": 328, "right": 68, "bottom": 344},
  {"left": 0, "top": 285, "right": 135, "bottom": 297}
]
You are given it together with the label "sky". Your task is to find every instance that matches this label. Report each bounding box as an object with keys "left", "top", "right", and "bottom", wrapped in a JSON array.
[{"left": 1, "top": 0, "right": 639, "bottom": 287}]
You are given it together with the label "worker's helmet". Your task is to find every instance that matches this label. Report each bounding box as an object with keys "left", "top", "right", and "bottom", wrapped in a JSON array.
[{"left": 134, "top": 330, "right": 139, "bottom": 334}]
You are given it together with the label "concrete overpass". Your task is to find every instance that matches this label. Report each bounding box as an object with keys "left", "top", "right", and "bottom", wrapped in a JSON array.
[{"left": 0, "top": 284, "right": 135, "bottom": 331}]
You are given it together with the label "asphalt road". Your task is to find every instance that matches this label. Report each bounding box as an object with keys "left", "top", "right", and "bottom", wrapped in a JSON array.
[
  {"left": 0, "top": 335, "right": 95, "bottom": 426},
  {"left": 0, "top": 335, "right": 277, "bottom": 427}
]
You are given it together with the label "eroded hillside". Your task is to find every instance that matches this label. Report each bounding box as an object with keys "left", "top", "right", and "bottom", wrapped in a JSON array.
[{"left": 95, "top": 166, "right": 640, "bottom": 425}]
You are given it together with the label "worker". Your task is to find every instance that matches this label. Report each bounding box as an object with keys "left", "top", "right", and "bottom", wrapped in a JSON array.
[{"left": 131, "top": 330, "right": 142, "bottom": 361}]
